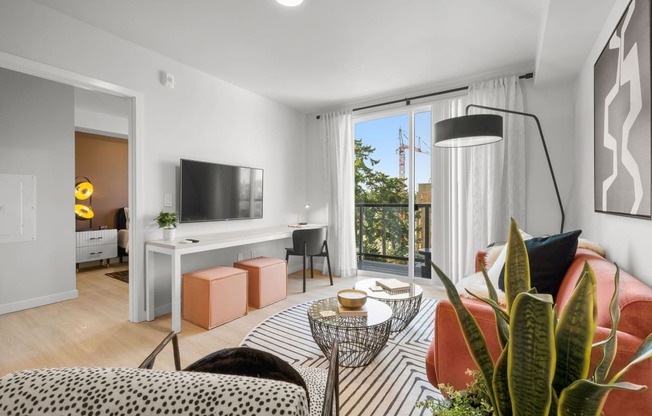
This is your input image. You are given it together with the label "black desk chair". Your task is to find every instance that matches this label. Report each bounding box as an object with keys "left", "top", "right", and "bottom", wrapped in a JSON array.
[{"left": 286, "top": 228, "right": 333, "bottom": 292}]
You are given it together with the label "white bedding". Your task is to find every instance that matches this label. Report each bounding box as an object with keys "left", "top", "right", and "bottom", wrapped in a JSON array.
[{"left": 118, "top": 229, "right": 129, "bottom": 253}]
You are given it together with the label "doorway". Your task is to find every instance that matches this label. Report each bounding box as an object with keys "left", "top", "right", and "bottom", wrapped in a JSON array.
[{"left": 0, "top": 50, "right": 145, "bottom": 323}]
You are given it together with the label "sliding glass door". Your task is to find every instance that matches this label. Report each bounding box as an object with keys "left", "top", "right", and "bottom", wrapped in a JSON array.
[{"left": 353, "top": 106, "right": 432, "bottom": 280}]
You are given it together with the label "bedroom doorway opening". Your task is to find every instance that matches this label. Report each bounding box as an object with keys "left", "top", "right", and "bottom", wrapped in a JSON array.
[
  {"left": 73, "top": 90, "right": 132, "bottom": 315},
  {"left": 0, "top": 50, "right": 146, "bottom": 324},
  {"left": 74, "top": 89, "right": 131, "bottom": 274}
]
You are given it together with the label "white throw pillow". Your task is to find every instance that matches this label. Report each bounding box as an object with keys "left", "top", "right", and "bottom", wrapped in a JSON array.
[
  {"left": 486, "top": 244, "right": 507, "bottom": 289},
  {"left": 456, "top": 271, "right": 506, "bottom": 304},
  {"left": 485, "top": 229, "right": 533, "bottom": 289},
  {"left": 455, "top": 229, "right": 533, "bottom": 305}
]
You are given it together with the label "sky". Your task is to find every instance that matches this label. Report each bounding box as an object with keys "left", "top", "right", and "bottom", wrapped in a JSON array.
[{"left": 354, "top": 112, "right": 432, "bottom": 186}]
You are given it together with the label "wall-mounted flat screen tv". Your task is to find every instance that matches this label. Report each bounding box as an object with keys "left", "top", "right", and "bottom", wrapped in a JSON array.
[{"left": 180, "top": 159, "right": 264, "bottom": 223}]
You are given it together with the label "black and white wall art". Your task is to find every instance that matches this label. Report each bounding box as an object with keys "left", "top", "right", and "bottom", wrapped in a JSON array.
[{"left": 594, "top": 0, "right": 651, "bottom": 218}]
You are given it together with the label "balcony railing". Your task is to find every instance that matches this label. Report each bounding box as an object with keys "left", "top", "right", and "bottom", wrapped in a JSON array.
[{"left": 355, "top": 203, "right": 431, "bottom": 271}]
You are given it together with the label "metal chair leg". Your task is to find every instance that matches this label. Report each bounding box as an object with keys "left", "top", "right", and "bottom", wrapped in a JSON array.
[
  {"left": 302, "top": 253, "right": 306, "bottom": 293},
  {"left": 310, "top": 256, "right": 314, "bottom": 278},
  {"left": 322, "top": 339, "right": 339, "bottom": 416},
  {"left": 325, "top": 242, "right": 333, "bottom": 286},
  {"left": 139, "top": 331, "right": 181, "bottom": 370}
]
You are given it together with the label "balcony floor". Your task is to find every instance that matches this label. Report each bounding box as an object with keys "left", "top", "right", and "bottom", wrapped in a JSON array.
[{"left": 357, "top": 259, "right": 430, "bottom": 279}]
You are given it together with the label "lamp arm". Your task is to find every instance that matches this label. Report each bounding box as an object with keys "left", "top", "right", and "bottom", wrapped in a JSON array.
[{"left": 466, "top": 104, "right": 565, "bottom": 233}]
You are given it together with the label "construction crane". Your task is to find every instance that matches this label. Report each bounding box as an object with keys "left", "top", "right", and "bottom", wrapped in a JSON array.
[{"left": 397, "top": 127, "right": 430, "bottom": 179}]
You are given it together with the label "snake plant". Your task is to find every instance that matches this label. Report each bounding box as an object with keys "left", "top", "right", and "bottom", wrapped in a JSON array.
[{"left": 433, "top": 218, "right": 652, "bottom": 415}]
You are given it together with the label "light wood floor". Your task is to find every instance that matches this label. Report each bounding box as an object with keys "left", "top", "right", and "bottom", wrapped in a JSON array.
[{"left": 0, "top": 264, "right": 445, "bottom": 376}]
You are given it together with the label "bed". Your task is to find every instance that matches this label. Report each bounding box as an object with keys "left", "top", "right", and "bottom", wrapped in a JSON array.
[{"left": 116, "top": 207, "right": 129, "bottom": 262}]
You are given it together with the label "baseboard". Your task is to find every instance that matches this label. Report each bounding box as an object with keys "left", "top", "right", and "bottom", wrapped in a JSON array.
[
  {"left": 0, "top": 290, "right": 78, "bottom": 315},
  {"left": 155, "top": 303, "right": 171, "bottom": 318},
  {"left": 287, "top": 258, "right": 325, "bottom": 274}
]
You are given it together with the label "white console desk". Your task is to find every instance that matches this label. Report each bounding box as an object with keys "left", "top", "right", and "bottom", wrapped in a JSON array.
[{"left": 145, "top": 224, "right": 324, "bottom": 333}]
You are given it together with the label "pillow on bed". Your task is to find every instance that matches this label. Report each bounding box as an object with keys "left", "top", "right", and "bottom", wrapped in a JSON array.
[
  {"left": 123, "top": 207, "right": 130, "bottom": 230},
  {"left": 498, "top": 230, "right": 581, "bottom": 300}
]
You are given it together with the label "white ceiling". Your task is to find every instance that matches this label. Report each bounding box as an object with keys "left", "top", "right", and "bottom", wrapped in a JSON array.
[{"left": 34, "top": 0, "right": 615, "bottom": 114}]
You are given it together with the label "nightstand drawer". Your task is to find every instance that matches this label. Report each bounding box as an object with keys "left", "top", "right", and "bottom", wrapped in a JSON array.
[
  {"left": 76, "top": 229, "right": 117, "bottom": 247},
  {"left": 76, "top": 243, "right": 117, "bottom": 263}
]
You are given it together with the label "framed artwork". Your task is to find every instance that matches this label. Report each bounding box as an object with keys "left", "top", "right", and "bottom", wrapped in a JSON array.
[{"left": 594, "top": 0, "right": 652, "bottom": 219}]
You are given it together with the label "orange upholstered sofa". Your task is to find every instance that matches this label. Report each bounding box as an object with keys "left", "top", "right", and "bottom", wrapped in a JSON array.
[{"left": 425, "top": 247, "right": 652, "bottom": 415}]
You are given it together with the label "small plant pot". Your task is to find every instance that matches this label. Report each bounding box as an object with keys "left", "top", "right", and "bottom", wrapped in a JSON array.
[{"left": 163, "top": 228, "right": 176, "bottom": 241}]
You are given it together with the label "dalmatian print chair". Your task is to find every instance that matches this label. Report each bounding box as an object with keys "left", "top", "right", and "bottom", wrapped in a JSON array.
[{"left": 0, "top": 333, "right": 339, "bottom": 416}]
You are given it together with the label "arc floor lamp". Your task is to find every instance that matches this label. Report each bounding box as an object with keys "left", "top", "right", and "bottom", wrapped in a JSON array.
[{"left": 433, "top": 104, "right": 565, "bottom": 234}]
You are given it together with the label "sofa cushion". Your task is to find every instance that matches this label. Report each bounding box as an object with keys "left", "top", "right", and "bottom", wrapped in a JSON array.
[
  {"left": 0, "top": 367, "right": 309, "bottom": 415},
  {"left": 499, "top": 230, "right": 581, "bottom": 299}
]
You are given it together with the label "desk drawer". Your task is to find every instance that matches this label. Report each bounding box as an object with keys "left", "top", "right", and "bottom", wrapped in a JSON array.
[{"left": 76, "top": 243, "right": 117, "bottom": 262}]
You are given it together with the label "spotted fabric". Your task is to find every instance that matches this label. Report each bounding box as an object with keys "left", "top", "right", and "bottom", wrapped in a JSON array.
[
  {"left": 293, "top": 366, "right": 329, "bottom": 416},
  {"left": 0, "top": 367, "right": 308, "bottom": 415}
]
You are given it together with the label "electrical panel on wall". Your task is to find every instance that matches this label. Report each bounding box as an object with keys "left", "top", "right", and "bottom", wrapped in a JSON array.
[{"left": 0, "top": 174, "right": 36, "bottom": 243}]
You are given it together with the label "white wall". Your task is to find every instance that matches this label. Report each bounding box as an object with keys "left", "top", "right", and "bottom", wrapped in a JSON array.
[
  {"left": 572, "top": 0, "right": 652, "bottom": 286},
  {"left": 75, "top": 108, "right": 129, "bottom": 138},
  {"left": 522, "top": 79, "right": 577, "bottom": 237},
  {"left": 305, "top": 117, "right": 328, "bottom": 225},
  {"left": 0, "top": 0, "right": 308, "bottom": 315},
  {"left": 0, "top": 67, "right": 77, "bottom": 314}
]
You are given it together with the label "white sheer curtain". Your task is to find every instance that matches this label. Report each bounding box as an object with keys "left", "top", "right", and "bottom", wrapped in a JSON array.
[
  {"left": 432, "top": 76, "right": 525, "bottom": 281},
  {"left": 320, "top": 110, "right": 357, "bottom": 277}
]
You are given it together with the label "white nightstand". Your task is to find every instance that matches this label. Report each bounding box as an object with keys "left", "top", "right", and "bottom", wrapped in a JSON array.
[{"left": 76, "top": 229, "right": 118, "bottom": 271}]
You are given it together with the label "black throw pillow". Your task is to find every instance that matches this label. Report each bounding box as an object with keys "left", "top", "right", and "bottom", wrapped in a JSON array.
[
  {"left": 184, "top": 347, "right": 309, "bottom": 404},
  {"left": 498, "top": 230, "right": 581, "bottom": 300}
]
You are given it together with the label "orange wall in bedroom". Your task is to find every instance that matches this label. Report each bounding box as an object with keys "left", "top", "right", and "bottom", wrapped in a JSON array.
[{"left": 75, "top": 132, "right": 128, "bottom": 230}]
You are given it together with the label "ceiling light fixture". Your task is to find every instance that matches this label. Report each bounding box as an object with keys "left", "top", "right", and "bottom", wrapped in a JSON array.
[{"left": 276, "top": 0, "right": 303, "bottom": 7}]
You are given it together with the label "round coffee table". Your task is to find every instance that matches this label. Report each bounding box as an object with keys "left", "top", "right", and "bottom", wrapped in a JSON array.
[
  {"left": 354, "top": 278, "right": 423, "bottom": 332},
  {"left": 307, "top": 297, "right": 392, "bottom": 368}
]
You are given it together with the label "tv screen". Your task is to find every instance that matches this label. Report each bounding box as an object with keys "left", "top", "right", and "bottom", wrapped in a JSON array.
[{"left": 180, "top": 159, "right": 263, "bottom": 223}]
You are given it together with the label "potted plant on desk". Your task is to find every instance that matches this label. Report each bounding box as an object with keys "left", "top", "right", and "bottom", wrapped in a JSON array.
[{"left": 156, "top": 211, "right": 177, "bottom": 241}]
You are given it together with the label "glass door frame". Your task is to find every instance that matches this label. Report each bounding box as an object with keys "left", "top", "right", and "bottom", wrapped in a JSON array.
[{"left": 353, "top": 103, "right": 433, "bottom": 283}]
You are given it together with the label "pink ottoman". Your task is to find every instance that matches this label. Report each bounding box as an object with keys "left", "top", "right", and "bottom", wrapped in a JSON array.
[
  {"left": 234, "top": 257, "right": 287, "bottom": 308},
  {"left": 182, "top": 266, "right": 248, "bottom": 330}
]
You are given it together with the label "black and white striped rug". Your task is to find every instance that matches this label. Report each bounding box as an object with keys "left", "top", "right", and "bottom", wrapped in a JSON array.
[{"left": 240, "top": 298, "right": 442, "bottom": 415}]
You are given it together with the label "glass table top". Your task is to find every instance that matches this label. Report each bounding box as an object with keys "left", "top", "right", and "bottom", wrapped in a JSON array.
[
  {"left": 307, "top": 297, "right": 392, "bottom": 328},
  {"left": 354, "top": 278, "right": 423, "bottom": 300}
]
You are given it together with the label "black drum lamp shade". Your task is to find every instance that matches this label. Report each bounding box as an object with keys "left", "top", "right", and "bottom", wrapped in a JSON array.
[{"left": 434, "top": 114, "right": 503, "bottom": 148}]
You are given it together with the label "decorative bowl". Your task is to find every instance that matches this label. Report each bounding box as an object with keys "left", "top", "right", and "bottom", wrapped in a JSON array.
[{"left": 337, "top": 289, "right": 368, "bottom": 309}]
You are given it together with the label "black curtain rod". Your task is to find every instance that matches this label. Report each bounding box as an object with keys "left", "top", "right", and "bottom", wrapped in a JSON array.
[{"left": 315, "top": 72, "right": 534, "bottom": 119}]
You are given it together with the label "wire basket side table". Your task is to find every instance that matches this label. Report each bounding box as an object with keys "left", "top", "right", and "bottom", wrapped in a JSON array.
[
  {"left": 354, "top": 278, "right": 423, "bottom": 332},
  {"left": 307, "top": 297, "right": 392, "bottom": 368}
]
